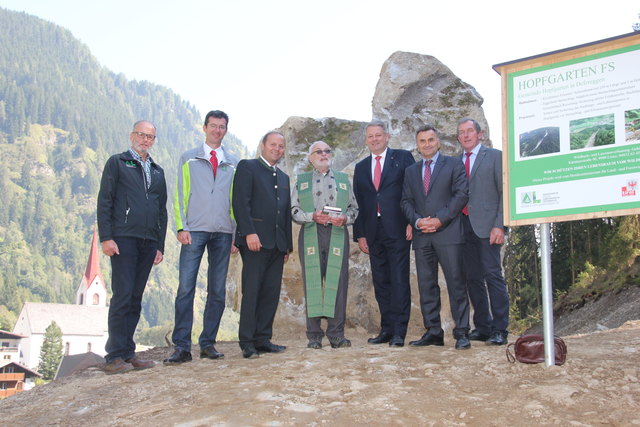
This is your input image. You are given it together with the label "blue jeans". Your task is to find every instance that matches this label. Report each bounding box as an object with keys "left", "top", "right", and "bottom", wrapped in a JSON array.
[
  {"left": 105, "top": 237, "right": 157, "bottom": 363},
  {"left": 171, "top": 231, "right": 232, "bottom": 351}
]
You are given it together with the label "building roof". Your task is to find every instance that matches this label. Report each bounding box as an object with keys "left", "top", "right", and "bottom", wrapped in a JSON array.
[
  {"left": 55, "top": 352, "right": 105, "bottom": 380},
  {"left": 0, "top": 360, "right": 42, "bottom": 377},
  {"left": 0, "top": 329, "right": 27, "bottom": 339},
  {"left": 18, "top": 302, "right": 108, "bottom": 336},
  {"left": 82, "top": 225, "right": 103, "bottom": 288}
]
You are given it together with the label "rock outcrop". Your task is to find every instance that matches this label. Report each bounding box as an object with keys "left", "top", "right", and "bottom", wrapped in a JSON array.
[
  {"left": 373, "top": 51, "right": 491, "bottom": 154},
  {"left": 227, "top": 51, "right": 492, "bottom": 339}
]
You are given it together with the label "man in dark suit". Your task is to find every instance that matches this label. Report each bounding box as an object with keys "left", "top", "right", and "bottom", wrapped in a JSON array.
[
  {"left": 457, "top": 118, "right": 510, "bottom": 346},
  {"left": 353, "top": 121, "right": 415, "bottom": 347},
  {"left": 232, "top": 131, "right": 293, "bottom": 359},
  {"left": 401, "top": 125, "right": 471, "bottom": 350}
]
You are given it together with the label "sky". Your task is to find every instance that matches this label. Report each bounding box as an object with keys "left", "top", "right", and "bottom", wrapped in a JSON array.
[{"left": 1, "top": 0, "right": 638, "bottom": 150}]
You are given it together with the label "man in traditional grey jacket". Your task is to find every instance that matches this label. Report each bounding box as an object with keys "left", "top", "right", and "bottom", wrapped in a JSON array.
[{"left": 292, "top": 141, "right": 358, "bottom": 349}]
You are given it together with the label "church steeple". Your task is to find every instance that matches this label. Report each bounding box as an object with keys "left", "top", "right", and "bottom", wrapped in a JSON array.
[{"left": 75, "top": 225, "right": 106, "bottom": 307}]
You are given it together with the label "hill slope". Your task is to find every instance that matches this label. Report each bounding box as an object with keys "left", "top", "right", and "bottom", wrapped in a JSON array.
[{"left": 0, "top": 7, "right": 248, "bottom": 335}]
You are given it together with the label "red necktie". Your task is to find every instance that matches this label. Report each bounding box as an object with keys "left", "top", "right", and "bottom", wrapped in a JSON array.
[
  {"left": 373, "top": 155, "right": 382, "bottom": 190},
  {"left": 462, "top": 152, "right": 471, "bottom": 215},
  {"left": 374, "top": 156, "right": 382, "bottom": 214},
  {"left": 210, "top": 150, "right": 218, "bottom": 177},
  {"left": 423, "top": 160, "right": 432, "bottom": 194}
]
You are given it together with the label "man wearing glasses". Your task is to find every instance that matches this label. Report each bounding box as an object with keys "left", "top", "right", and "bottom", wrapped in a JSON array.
[
  {"left": 291, "top": 141, "right": 358, "bottom": 349},
  {"left": 97, "top": 120, "right": 167, "bottom": 374},
  {"left": 164, "top": 110, "right": 239, "bottom": 365}
]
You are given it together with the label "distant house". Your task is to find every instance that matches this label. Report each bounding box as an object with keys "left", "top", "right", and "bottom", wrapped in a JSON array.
[
  {"left": 13, "top": 303, "right": 108, "bottom": 370},
  {"left": 12, "top": 227, "right": 109, "bottom": 370},
  {"left": 0, "top": 330, "right": 26, "bottom": 364},
  {"left": 0, "top": 361, "right": 41, "bottom": 398}
]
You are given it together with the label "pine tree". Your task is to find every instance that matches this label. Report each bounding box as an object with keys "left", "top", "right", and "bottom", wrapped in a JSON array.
[{"left": 37, "top": 321, "right": 63, "bottom": 380}]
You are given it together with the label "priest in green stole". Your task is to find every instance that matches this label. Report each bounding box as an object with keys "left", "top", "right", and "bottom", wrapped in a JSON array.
[{"left": 292, "top": 141, "right": 359, "bottom": 349}]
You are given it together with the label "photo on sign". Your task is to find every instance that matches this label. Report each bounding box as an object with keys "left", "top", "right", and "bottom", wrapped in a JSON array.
[
  {"left": 625, "top": 108, "right": 640, "bottom": 143},
  {"left": 518, "top": 127, "right": 560, "bottom": 158},
  {"left": 569, "top": 113, "right": 615, "bottom": 150}
]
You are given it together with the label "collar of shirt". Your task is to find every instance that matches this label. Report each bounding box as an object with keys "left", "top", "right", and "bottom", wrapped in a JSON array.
[
  {"left": 313, "top": 168, "right": 331, "bottom": 178},
  {"left": 423, "top": 151, "right": 440, "bottom": 171},
  {"left": 128, "top": 147, "right": 153, "bottom": 165},
  {"left": 260, "top": 155, "right": 277, "bottom": 169},
  {"left": 370, "top": 147, "right": 388, "bottom": 177},
  {"left": 204, "top": 143, "right": 225, "bottom": 163},
  {"left": 128, "top": 148, "right": 152, "bottom": 189},
  {"left": 464, "top": 143, "right": 481, "bottom": 171}
]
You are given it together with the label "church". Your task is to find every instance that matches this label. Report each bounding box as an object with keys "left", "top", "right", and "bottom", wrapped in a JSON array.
[{"left": 12, "top": 227, "right": 109, "bottom": 370}]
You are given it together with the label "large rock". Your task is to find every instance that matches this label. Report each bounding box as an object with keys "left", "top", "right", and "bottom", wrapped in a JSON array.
[
  {"left": 227, "top": 51, "right": 491, "bottom": 340},
  {"left": 373, "top": 51, "right": 492, "bottom": 154}
]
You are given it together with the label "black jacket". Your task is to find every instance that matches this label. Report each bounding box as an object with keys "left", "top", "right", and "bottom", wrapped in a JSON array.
[
  {"left": 232, "top": 158, "right": 292, "bottom": 253},
  {"left": 353, "top": 148, "right": 416, "bottom": 244},
  {"left": 97, "top": 150, "right": 168, "bottom": 252}
]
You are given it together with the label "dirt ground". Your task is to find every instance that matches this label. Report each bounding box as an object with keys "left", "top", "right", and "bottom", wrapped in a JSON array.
[{"left": 2, "top": 320, "right": 639, "bottom": 426}]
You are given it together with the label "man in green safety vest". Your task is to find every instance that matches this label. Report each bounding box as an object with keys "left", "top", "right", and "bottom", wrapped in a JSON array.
[{"left": 292, "top": 141, "right": 359, "bottom": 349}]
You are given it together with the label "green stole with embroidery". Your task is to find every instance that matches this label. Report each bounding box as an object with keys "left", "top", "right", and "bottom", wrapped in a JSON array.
[{"left": 298, "top": 170, "right": 349, "bottom": 318}]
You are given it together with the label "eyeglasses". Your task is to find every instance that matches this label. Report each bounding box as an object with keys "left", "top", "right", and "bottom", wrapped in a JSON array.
[
  {"left": 207, "top": 125, "right": 227, "bottom": 131},
  {"left": 312, "top": 149, "right": 332, "bottom": 155},
  {"left": 132, "top": 131, "right": 156, "bottom": 141}
]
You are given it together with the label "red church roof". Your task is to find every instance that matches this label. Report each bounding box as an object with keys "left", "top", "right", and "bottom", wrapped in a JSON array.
[{"left": 83, "top": 225, "right": 102, "bottom": 287}]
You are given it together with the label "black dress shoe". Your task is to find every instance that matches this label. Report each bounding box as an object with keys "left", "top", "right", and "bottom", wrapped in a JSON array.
[
  {"left": 389, "top": 336, "right": 404, "bottom": 347},
  {"left": 200, "top": 346, "right": 224, "bottom": 359},
  {"left": 367, "top": 332, "right": 392, "bottom": 344},
  {"left": 163, "top": 349, "right": 192, "bottom": 365},
  {"left": 486, "top": 331, "right": 508, "bottom": 346},
  {"left": 255, "top": 342, "right": 286, "bottom": 354},
  {"left": 242, "top": 346, "right": 260, "bottom": 359},
  {"left": 409, "top": 333, "right": 444, "bottom": 347},
  {"left": 468, "top": 329, "right": 490, "bottom": 342},
  {"left": 455, "top": 334, "right": 471, "bottom": 350}
]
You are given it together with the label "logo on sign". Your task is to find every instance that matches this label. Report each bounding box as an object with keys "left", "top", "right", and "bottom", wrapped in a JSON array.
[
  {"left": 622, "top": 179, "right": 637, "bottom": 197},
  {"left": 521, "top": 192, "right": 541, "bottom": 204}
]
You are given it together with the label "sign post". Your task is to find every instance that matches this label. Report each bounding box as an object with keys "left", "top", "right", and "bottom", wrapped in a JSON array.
[{"left": 494, "top": 32, "right": 640, "bottom": 366}]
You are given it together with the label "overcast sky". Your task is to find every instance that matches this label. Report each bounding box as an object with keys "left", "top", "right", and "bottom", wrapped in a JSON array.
[{"left": 1, "top": 0, "right": 638, "bottom": 150}]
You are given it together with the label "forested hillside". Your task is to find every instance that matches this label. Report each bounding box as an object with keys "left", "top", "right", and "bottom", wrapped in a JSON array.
[{"left": 0, "top": 8, "right": 249, "bottom": 335}]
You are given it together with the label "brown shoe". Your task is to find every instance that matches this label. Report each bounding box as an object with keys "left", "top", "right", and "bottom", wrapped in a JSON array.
[
  {"left": 104, "top": 359, "right": 134, "bottom": 375},
  {"left": 125, "top": 356, "right": 156, "bottom": 370}
]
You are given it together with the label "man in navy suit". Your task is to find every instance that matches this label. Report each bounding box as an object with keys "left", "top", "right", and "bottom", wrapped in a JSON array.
[
  {"left": 232, "top": 131, "right": 293, "bottom": 359},
  {"left": 353, "top": 121, "right": 415, "bottom": 347},
  {"left": 457, "top": 118, "right": 509, "bottom": 346},
  {"left": 401, "top": 125, "right": 471, "bottom": 350}
]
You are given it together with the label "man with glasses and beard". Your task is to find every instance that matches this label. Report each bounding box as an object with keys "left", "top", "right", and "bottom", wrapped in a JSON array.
[
  {"left": 97, "top": 120, "right": 167, "bottom": 374},
  {"left": 292, "top": 141, "right": 358, "bottom": 349}
]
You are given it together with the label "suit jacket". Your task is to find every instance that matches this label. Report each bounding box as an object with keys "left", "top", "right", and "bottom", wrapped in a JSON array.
[
  {"left": 462, "top": 145, "right": 504, "bottom": 239},
  {"left": 353, "top": 148, "right": 415, "bottom": 244},
  {"left": 401, "top": 154, "right": 468, "bottom": 249},
  {"left": 232, "top": 158, "right": 293, "bottom": 253}
]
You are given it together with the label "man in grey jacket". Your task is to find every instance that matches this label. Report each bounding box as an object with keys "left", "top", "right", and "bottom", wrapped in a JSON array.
[
  {"left": 457, "top": 117, "right": 509, "bottom": 346},
  {"left": 164, "top": 110, "right": 239, "bottom": 365}
]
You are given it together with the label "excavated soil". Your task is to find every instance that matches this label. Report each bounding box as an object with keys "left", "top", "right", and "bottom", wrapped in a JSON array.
[{"left": 2, "top": 320, "right": 639, "bottom": 426}]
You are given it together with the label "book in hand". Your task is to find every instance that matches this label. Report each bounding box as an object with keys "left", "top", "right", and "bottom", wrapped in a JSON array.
[{"left": 322, "top": 206, "right": 342, "bottom": 217}]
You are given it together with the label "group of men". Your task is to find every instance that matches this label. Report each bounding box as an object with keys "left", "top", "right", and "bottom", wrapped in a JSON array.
[{"left": 96, "top": 110, "right": 509, "bottom": 375}]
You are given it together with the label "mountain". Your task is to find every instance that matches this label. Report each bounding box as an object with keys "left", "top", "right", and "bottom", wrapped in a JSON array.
[{"left": 0, "top": 7, "right": 248, "bottom": 338}]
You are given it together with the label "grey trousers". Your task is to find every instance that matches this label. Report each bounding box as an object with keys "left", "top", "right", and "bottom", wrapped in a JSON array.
[{"left": 298, "top": 223, "right": 349, "bottom": 339}]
